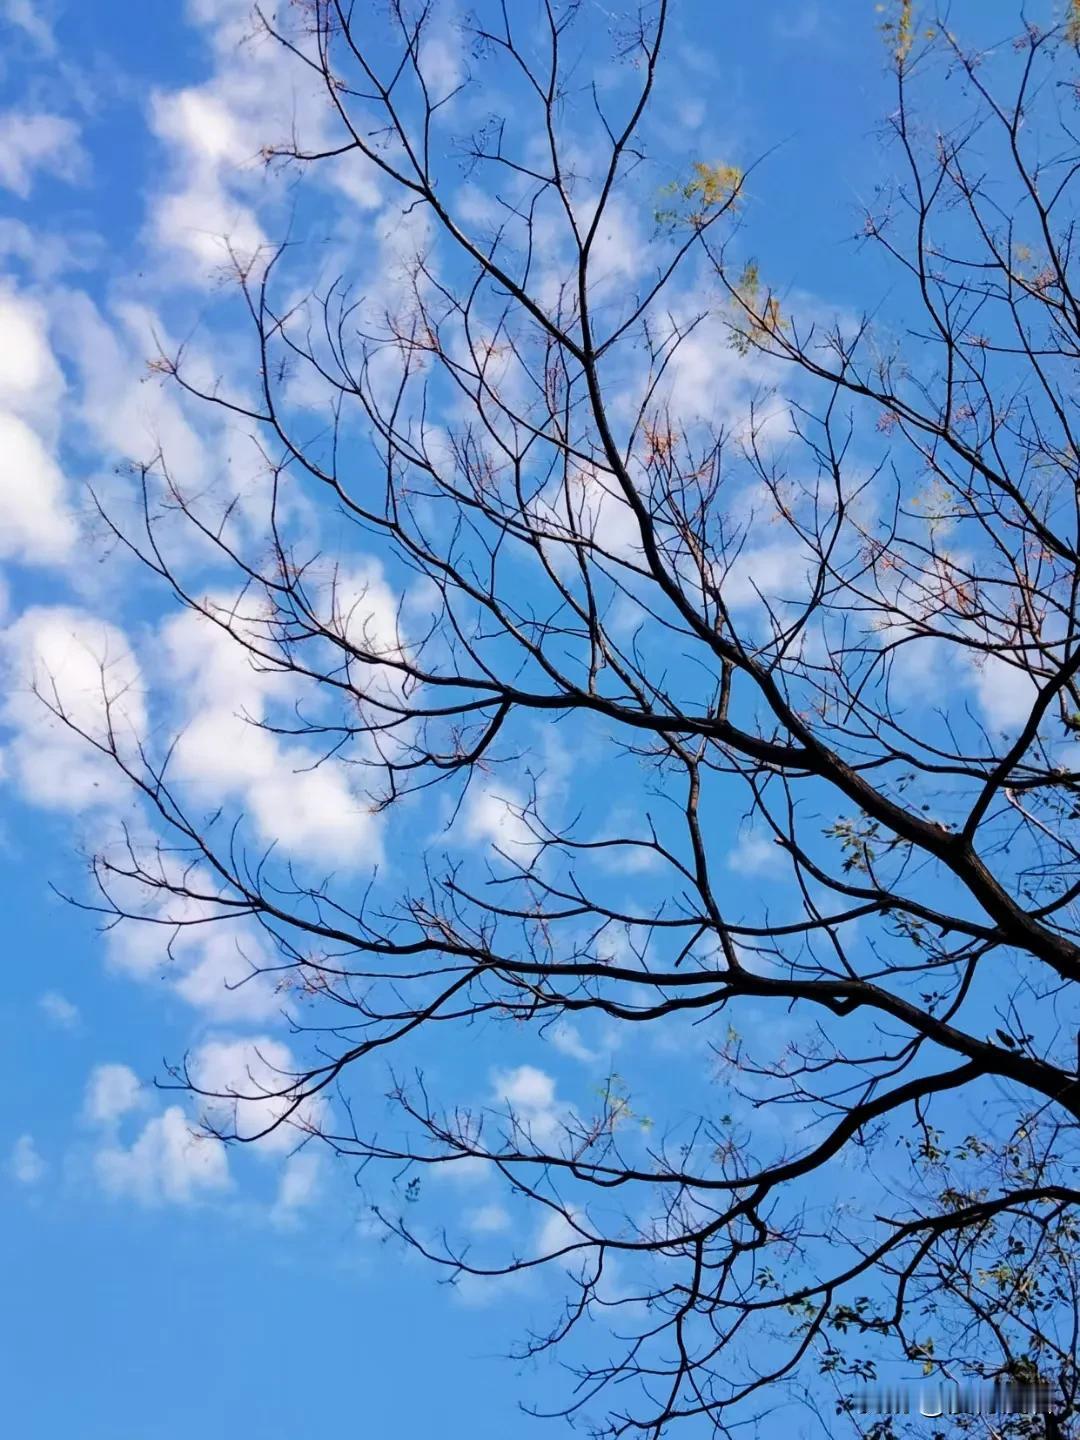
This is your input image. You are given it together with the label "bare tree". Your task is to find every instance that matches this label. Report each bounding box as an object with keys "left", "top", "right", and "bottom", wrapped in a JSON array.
[{"left": 51, "top": 2, "right": 1080, "bottom": 1434}]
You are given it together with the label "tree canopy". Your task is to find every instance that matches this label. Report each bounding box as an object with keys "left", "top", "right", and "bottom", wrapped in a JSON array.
[{"left": 44, "top": 2, "right": 1080, "bottom": 1434}]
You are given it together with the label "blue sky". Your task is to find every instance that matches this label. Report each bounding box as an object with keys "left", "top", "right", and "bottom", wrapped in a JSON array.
[{"left": 0, "top": 2, "right": 1041, "bottom": 1436}]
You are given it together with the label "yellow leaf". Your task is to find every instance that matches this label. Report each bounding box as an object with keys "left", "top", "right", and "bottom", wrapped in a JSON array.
[
  {"left": 878, "top": 0, "right": 915, "bottom": 64},
  {"left": 686, "top": 161, "right": 744, "bottom": 208}
]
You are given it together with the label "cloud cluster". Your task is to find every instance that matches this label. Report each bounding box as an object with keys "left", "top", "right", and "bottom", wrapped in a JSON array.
[
  {"left": 39, "top": 990, "right": 80, "bottom": 1029},
  {"left": 83, "top": 1039, "right": 323, "bottom": 1215},
  {"left": 146, "top": 0, "right": 383, "bottom": 280},
  {"left": 492, "top": 1064, "right": 565, "bottom": 1147},
  {"left": 161, "top": 605, "right": 383, "bottom": 868},
  {"left": 8, "top": 1133, "right": 46, "bottom": 1185},
  {"left": 0, "top": 284, "right": 77, "bottom": 565},
  {"left": 0, "top": 606, "right": 144, "bottom": 810},
  {"left": 0, "top": 110, "right": 86, "bottom": 197},
  {"left": 95, "top": 1105, "right": 232, "bottom": 1206}
]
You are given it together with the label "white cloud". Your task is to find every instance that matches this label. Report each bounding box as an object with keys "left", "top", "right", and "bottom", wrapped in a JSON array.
[
  {"left": 94, "top": 842, "right": 283, "bottom": 1023},
  {"left": 465, "top": 1202, "right": 511, "bottom": 1234},
  {"left": 535, "top": 1206, "right": 586, "bottom": 1260},
  {"left": 9, "top": 1133, "right": 46, "bottom": 1185},
  {"left": 492, "top": 1064, "right": 563, "bottom": 1146},
  {"left": 0, "top": 111, "right": 86, "bottom": 197},
  {"left": 161, "top": 606, "right": 382, "bottom": 868},
  {"left": 148, "top": 82, "right": 267, "bottom": 273},
  {"left": 86, "top": 1044, "right": 321, "bottom": 1212},
  {"left": 145, "top": 0, "right": 388, "bottom": 283},
  {"left": 533, "top": 1205, "right": 622, "bottom": 1297},
  {"left": 188, "top": 1034, "right": 322, "bottom": 1154},
  {"left": 174, "top": 708, "right": 373, "bottom": 858},
  {"left": 38, "top": 991, "right": 79, "bottom": 1028},
  {"left": 169, "top": 933, "right": 284, "bottom": 1023},
  {"left": 316, "top": 560, "right": 409, "bottom": 702},
  {"left": 715, "top": 538, "right": 813, "bottom": 614},
  {"left": 0, "top": 218, "right": 99, "bottom": 279},
  {"left": 548, "top": 1022, "right": 601, "bottom": 1065},
  {"left": 0, "top": 606, "right": 144, "bottom": 810},
  {"left": 152, "top": 181, "right": 266, "bottom": 273},
  {"left": 528, "top": 463, "right": 642, "bottom": 574},
  {"left": 451, "top": 1264, "right": 533, "bottom": 1309},
  {"left": 581, "top": 193, "right": 647, "bottom": 297},
  {"left": 0, "top": 411, "right": 77, "bottom": 563},
  {"left": 883, "top": 630, "right": 948, "bottom": 702},
  {"left": 971, "top": 652, "right": 1039, "bottom": 733},
  {"left": 0, "top": 284, "right": 66, "bottom": 432},
  {"left": 727, "top": 830, "right": 784, "bottom": 877},
  {"left": 84, "top": 1063, "right": 146, "bottom": 1126},
  {"left": 0, "top": 284, "right": 76, "bottom": 566},
  {"left": 497, "top": 1064, "right": 555, "bottom": 1112},
  {"left": 2, "top": 0, "right": 57, "bottom": 54},
  {"left": 154, "top": 87, "right": 249, "bottom": 169},
  {"left": 183, "top": 0, "right": 254, "bottom": 38},
  {"left": 427, "top": 1155, "right": 490, "bottom": 1186},
  {"left": 271, "top": 1149, "right": 322, "bottom": 1225},
  {"left": 95, "top": 1105, "right": 231, "bottom": 1205},
  {"left": 417, "top": 28, "right": 464, "bottom": 97},
  {"left": 655, "top": 309, "right": 786, "bottom": 438},
  {"left": 461, "top": 782, "right": 536, "bottom": 867},
  {"left": 57, "top": 289, "right": 208, "bottom": 485},
  {"left": 675, "top": 97, "right": 706, "bottom": 130},
  {"left": 146, "top": 18, "right": 325, "bottom": 278}
]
